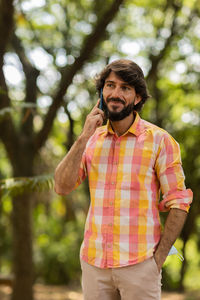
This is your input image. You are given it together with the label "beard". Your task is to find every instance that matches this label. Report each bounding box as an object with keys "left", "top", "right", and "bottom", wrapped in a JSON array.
[{"left": 103, "top": 97, "right": 136, "bottom": 121}]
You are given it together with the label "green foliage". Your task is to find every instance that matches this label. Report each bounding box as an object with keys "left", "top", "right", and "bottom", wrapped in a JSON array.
[
  {"left": 0, "top": 174, "right": 54, "bottom": 198},
  {"left": 0, "top": 197, "right": 13, "bottom": 275},
  {"left": 162, "top": 239, "right": 184, "bottom": 290},
  {"left": 33, "top": 201, "right": 85, "bottom": 284},
  {"left": 184, "top": 238, "right": 200, "bottom": 290}
]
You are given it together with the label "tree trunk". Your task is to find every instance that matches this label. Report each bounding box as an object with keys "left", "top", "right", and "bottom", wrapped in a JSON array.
[
  {"left": 178, "top": 239, "right": 186, "bottom": 292},
  {"left": 11, "top": 192, "right": 33, "bottom": 300},
  {"left": 11, "top": 146, "right": 34, "bottom": 300}
]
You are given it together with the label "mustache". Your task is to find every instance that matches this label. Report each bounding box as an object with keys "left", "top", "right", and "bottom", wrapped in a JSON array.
[{"left": 106, "top": 97, "right": 125, "bottom": 105}]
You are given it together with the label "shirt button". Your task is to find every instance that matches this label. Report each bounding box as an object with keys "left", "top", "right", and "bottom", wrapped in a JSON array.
[
  {"left": 107, "top": 244, "right": 112, "bottom": 248},
  {"left": 111, "top": 182, "right": 115, "bottom": 185},
  {"left": 109, "top": 201, "right": 113, "bottom": 206},
  {"left": 108, "top": 223, "right": 112, "bottom": 227}
]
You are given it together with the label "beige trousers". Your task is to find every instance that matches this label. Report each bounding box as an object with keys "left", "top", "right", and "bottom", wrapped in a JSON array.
[{"left": 80, "top": 257, "right": 162, "bottom": 300}]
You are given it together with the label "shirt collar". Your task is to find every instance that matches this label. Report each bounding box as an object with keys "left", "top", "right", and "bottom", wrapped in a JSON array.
[{"left": 105, "top": 112, "right": 144, "bottom": 137}]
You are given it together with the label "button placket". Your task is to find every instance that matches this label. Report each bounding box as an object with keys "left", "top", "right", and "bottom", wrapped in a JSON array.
[
  {"left": 109, "top": 138, "right": 120, "bottom": 186},
  {"left": 105, "top": 136, "right": 121, "bottom": 265}
]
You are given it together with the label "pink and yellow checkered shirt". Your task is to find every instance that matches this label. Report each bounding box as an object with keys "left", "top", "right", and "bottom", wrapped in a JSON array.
[{"left": 75, "top": 112, "right": 192, "bottom": 268}]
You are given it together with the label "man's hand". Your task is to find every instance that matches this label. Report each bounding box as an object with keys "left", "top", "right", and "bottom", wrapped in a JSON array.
[
  {"left": 153, "top": 249, "right": 165, "bottom": 272},
  {"left": 81, "top": 99, "right": 104, "bottom": 140}
]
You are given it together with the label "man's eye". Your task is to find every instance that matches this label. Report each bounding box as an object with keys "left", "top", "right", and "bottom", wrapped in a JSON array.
[
  {"left": 106, "top": 83, "right": 114, "bottom": 87},
  {"left": 122, "top": 86, "right": 130, "bottom": 91}
]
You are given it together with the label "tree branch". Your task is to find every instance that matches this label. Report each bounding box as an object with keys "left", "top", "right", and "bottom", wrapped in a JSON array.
[
  {"left": 0, "top": 0, "right": 20, "bottom": 172},
  {"left": 145, "top": 1, "right": 183, "bottom": 126},
  {"left": 0, "top": 0, "right": 14, "bottom": 107},
  {"left": 64, "top": 105, "right": 75, "bottom": 151},
  {"left": 0, "top": 0, "right": 14, "bottom": 59},
  {"left": 147, "top": 2, "right": 181, "bottom": 82},
  {"left": 11, "top": 32, "right": 40, "bottom": 137},
  {"left": 147, "top": 0, "right": 198, "bottom": 82},
  {"left": 35, "top": 0, "right": 125, "bottom": 151},
  {"left": 146, "top": 1, "right": 198, "bottom": 126}
]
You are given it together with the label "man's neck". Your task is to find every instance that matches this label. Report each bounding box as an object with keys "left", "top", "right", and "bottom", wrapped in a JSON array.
[{"left": 110, "top": 113, "right": 135, "bottom": 137}]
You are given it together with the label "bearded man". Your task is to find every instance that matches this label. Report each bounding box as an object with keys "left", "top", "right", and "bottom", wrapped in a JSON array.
[{"left": 54, "top": 59, "right": 192, "bottom": 300}]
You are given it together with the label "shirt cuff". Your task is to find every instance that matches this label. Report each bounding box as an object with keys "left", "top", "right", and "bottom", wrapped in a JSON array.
[{"left": 158, "top": 189, "right": 193, "bottom": 212}]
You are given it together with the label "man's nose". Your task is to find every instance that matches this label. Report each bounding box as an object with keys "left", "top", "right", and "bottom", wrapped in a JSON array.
[{"left": 111, "top": 86, "right": 122, "bottom": 98}]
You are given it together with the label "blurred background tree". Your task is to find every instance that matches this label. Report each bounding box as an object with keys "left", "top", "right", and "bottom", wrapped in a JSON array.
[{"left": 0, "top": 0, "right": 199, "bottom": 300}]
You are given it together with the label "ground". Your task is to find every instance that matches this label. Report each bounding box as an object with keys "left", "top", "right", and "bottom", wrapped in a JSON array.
[{"left": 0, "top": 284, "right": 200, "bottom": 300}]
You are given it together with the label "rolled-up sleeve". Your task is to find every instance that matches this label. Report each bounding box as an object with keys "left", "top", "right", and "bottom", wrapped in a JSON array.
[
  {"left": 74, "top": 151, "right": 87, "bottom": 189},
  {"left": 155, "top": 133, "right": 193, "bottom": 212}
]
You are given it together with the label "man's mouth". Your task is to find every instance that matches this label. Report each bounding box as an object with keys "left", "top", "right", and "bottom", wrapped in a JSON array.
[
  {"left": 108, "top": 102, "right": 125, "bottom": 112},
  {"left": 107, "top": 97, "right": 125, "bottom": 105}
]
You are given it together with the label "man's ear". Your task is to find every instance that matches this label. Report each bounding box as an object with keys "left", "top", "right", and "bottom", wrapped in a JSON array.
[{"left": 134, "top": 94, "right": 142, "bottom": 105}]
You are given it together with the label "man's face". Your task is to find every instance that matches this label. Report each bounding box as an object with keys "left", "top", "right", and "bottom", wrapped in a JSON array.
[{"left": 102, "top": 71, "right": 141, "bottom": 121}]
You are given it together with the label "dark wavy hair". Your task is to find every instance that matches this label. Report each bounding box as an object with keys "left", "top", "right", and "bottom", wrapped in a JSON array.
[{"left": 95, "top": 59, "right": 150, "bottom": 111}]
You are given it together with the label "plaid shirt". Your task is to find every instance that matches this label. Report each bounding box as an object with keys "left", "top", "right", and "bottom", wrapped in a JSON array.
[{"left": 75, "top": 112, "right": 192, "bottom": 268}]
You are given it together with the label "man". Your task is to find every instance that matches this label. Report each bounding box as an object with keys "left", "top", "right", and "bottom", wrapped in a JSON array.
[{"left": 54, "top": 59, "right": 192, "bottom": 300}]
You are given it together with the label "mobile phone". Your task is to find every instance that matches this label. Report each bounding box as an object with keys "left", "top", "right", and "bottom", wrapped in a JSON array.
[{"left": 99, "top": 88, "right": 103, "bottom": 110}]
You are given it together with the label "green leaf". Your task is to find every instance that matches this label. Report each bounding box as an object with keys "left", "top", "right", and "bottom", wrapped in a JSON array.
[
  {"left": 0, "top": 107, "right": 13, "bottom": 121},
  {"left": 0, "top": 174, "right": 54, "bottom": 197}
]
